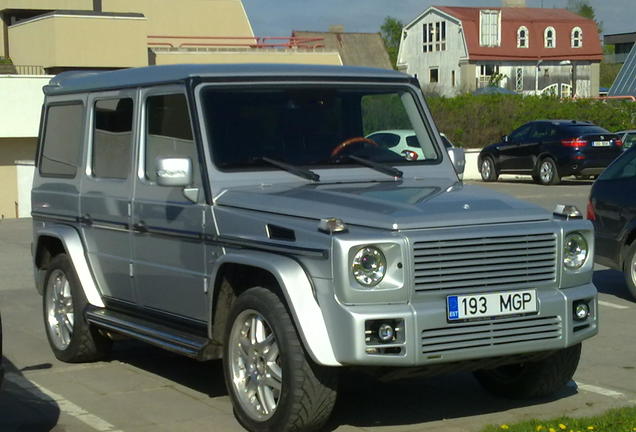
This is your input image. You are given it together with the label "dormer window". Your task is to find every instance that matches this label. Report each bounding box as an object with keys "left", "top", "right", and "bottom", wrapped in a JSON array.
[
  {"left": 517, "top": 26, "right": 529, "bottom": 48},
  {"left": 571, "top": 26, "right": 583, "bottom": 48},
  {"left": 480, "top": 10, "right": 500, "bottom": 47},
  {"left": 544, "top": 26, "right": 556, "bottom": 48}
]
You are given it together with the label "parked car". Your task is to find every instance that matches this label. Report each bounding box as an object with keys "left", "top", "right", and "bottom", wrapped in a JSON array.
[
  {"left": 614, "top": 130, "right": 636, "bottom": 151},
  {"left": 366, "top": 129, "right": 465, "bottom": 178},
  {"left": 32, "top": 64, "right": 597, "bottom": 432},
  {"left": 588, "top": 146, "right": 636, "bottom": 299},
  {"left": 479, "top": 120, "right": 623, "bottom": 185}
]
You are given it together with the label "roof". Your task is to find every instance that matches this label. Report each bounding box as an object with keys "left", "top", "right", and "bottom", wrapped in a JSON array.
[
  {"left": 292, "top": 31, "right": 392, "bottom": 69},
  {"left": 435, "top": 6, "right": 602, "bottom": 61},
  {"left": 609, "top": 44, "right": 636, "bottom": 97},
  {"left": 604, "top": 32, "right": 636, "bottom": 45},
  {"left": 44, "top": 63, "right": 411, "bottom": 96}
]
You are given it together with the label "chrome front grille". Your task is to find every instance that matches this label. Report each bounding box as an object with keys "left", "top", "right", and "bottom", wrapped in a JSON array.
[
  {"left": 413, "top": 233, "right": 557, "bottom": 292},
  {"left": 421, "top": 315, "right": 562, "bottom": 355}
]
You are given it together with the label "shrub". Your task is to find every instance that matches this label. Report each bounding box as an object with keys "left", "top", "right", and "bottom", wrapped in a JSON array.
[{"left": 427, "top": 94, "right": 636, "bottom": 148}]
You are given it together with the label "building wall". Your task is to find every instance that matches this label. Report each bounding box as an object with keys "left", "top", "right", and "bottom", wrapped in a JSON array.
[
  {"left": 460, "top": 63, "right": 477, "bottom": 93},
  {"left": 397, "top": 9, "right": 466, "bottom": 96},
  {"left": 0, "top": 137, "right": 36, "bottom": 219},
  {"left": 9, "top": 14, "right": 148, "bottom": 69},
  {"left": 153, "top": 50, "right": 342, "bottom": 66},
  {"left": 0, "top": 75, "right": 50, "bottom": 137},
  {"left": 103, "top": 0, "right": 254, "bottom": 39}
]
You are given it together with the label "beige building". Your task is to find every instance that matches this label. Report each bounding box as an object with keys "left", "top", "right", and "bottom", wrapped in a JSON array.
[{"left": 0, "top": 0, "right": 343, "bottom": 218}]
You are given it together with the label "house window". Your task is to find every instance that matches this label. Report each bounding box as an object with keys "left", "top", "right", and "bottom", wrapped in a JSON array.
[
  {"left": 545, "top": 26, "right": 556, "bottom": 48},
  {"left": 571, "top": 27, "right": 583, "bottom": 48},
  {"left": 517, "top": 26, "right": 529, "bottom": 48},
  {"left": 430, "top": 68, "right": 439, "bottom": 83},
  {"left": 515, "top": 67, "right": 523, "bottom": 92},
  {"left": 479, "top": 64, "right": 499, "bottom": 87},
  {"left": 423, "top": 21, "right": 446, "bottom": 53},
  {"left": 480, "top": 10, "right": 500, "bottom": 47}
]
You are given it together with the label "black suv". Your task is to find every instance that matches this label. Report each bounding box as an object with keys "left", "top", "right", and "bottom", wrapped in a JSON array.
[{"left": 479, "top": 120, "right": 623, "bottom": 185}]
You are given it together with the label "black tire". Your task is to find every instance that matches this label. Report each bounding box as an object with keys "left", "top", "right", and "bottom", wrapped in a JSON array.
[
  {"left": 43, "top": 254, "right": 111, "bottom": 363},
  {"left": 223, "top": 287, "right": 338, "bottom": 432},
  {"left": 474, "top": 344, "right": 582, "bottom": 399},
  {"left": 480, "top": 156, "right": 499, "bottom": 182},
  {"left": 537, "top": 157, "right": 560, "bottom": 185},
  {"left": 623, "top": 242, "right": 636, "bottom": 300}
]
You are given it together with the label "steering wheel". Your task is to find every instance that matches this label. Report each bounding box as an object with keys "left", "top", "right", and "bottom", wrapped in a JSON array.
[{"left": 330, "top": 137, "right": 378, "bottom": 158}]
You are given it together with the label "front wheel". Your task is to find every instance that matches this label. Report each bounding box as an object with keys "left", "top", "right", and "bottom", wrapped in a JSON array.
[
  {"left": 43, "top": 254, "right": 111, "bottom": 362},
  {"left": 473, "top": 344, "right": 581, "bottom": 399},
  {"left": 223, "top": 287, "right": 338, "bottom": 432},
  {"left": 623, "top": 242, "right": 636, "bottom": 299}
]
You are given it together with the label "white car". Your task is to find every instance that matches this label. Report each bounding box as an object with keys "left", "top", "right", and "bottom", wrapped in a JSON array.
[
  {"left": 366, "top": 129, "right": 465, "bottom": 179},
  {"left": 615, "top": 130, "right": 636, "bottom": 151}
]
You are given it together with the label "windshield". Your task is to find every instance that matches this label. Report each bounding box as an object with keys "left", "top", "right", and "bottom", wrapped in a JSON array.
[{"left": 200, "top": 85, "right": 440, "bottom": 171}]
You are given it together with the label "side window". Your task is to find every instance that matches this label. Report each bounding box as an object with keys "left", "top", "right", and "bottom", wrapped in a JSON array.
[
  {"left": 599, "top": 151, "right": 636, "bottom": 181},
  {"left": 529, "top": 124, "right": 556, "bottom": 141},
  {"left": 40, "top": 103, "right": 84, "bottom": 177},
  {"left": 92, "top": 98, "right": 133, "bottom": 179},
  {"left": 144, "top": 94, "right": 197, "bottom": 183},
  {"left": 509, "top": 125, "right": 531, "bottom": 143},
  {"left": 368, "top": 133, "right": 400, "bottom": 149}
]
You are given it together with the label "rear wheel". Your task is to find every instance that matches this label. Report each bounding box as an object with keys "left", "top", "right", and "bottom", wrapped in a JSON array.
[
  {"left": 43, "top": 254, "right": 111, "bottom": 362},
  {"left": 537, "top": 158, "right": 560, "bottom": 185},
  {"left": 474, "top": 344, "right": 581, "bottom": 399},
  {"left": 623, "top": 242, "right": 636, "bottom": 299},
  {"left": 223, "top": 287, "right": 338, "bottom": 432},
  {"left": 480, "top": 157, "right": 498, "bottom": 182}
]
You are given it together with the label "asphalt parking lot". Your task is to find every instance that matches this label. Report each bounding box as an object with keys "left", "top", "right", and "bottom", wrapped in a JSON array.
[{"left": 0, "top": 178, "right": 634, "bottom": 432}]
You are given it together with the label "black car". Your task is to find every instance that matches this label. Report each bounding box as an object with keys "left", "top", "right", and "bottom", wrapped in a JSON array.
[
  {"left": 588, "top": 146, "right": 636, "bottom": 299},
  {"left": 479, "top": 120, "right": 623, "bottom": 185}
]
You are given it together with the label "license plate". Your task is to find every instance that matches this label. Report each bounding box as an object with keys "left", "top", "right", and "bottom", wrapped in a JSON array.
[
  {"left": 447, "top": 290, "right": 537, "bottom": 321},
  {"left": 592, "top": 141, "right": 611, "bottom": 147}
]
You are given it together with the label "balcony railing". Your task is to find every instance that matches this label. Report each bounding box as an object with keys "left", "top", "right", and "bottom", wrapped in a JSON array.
[
  {"left": 0, "top": 64, "right": 47, "bottom": 75},
  {"left": 147, "top": 35, "right": 325, "bottom": 50}
]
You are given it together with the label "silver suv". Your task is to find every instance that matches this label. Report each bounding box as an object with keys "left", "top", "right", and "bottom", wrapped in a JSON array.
[{"left": 32, "top": 64, "right": 598, "bottom": 432}]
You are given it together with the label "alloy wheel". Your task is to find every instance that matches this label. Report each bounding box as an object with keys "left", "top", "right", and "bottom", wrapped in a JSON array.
[
  {"left": 228, "top": 309, "right": 282, "bottom": 421},
  {"left": 45, "top": 269, "right": 74, "bottom": 350},
  {"left": 540, "top": 161, "right": 553, "bottom": 184},
  {"left": 482, "top": 159, "right": 492, "bottom": 179}
]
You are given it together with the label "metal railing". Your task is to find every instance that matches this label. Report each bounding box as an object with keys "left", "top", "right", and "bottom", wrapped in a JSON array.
[
  {"left": 13, "top": 65, "right": 46, "bottom": 75},
  {"left": 147, "top": 35, "right": 325, "bottom": 50}
]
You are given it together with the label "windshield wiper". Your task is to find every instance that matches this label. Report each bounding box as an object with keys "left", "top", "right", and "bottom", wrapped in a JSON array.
[
  {"left": 348, "top": 155, "right": 403, "bottom": 179},
  {"left": 261, "top": 157, "right": 320, "bottom": 182}
]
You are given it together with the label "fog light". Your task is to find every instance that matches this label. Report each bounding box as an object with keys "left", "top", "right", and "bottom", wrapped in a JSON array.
[
  {"left": 574, "top": 302, "right": 590, "bottom": 321},
  {"left": 378, "top": 323, "right": 394, "bottom": 342}
]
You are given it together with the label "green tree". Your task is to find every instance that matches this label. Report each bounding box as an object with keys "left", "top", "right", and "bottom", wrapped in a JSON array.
[
  {"left": 567, "top": 0, "right": 602, "bottom": 33},
  {"left": 380, "top": 16, "right": 403, "bottom": 69}
]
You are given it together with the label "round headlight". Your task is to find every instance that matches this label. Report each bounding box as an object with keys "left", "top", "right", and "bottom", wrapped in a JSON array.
[
  {"left": 352, "top": 246, "right": 387, "bottom": 287},
  {"left": 563, "top": 232, "right": 588, "bottom": 270}
]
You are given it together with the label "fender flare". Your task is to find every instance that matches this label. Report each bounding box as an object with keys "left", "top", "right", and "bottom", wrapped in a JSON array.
[
  {"left": 210, "top": 251, "right": 340, "bottom": 366},
  {"left": 34, "top": 224, "right": 105, "bottom": 308}
]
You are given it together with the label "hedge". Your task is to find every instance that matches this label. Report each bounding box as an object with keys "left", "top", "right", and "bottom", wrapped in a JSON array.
[{"left": 427, "top": 94, "right": 636, "bottom": 149}]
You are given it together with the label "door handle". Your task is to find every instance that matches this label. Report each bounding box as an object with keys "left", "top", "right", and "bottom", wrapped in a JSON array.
[
  {"left": 79, "top": 214, "right": 93, "bottom": 226},
  {"left": 133, "top": 221, "right": 148, "bottom": 233}
]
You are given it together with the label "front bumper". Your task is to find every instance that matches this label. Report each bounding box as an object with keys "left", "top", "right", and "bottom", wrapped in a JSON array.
[{"left": 318, "top": 281, "right": 597, "bottom": 367}]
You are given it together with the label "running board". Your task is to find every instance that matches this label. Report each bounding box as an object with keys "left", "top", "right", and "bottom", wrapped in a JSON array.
[{"left": 86, "top": 309, "right": 220, "bottom": 360}]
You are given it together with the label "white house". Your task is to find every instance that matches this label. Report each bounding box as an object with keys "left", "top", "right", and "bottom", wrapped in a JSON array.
[{"left": 397, "top": 6, "right": 602, "bottom": 97}]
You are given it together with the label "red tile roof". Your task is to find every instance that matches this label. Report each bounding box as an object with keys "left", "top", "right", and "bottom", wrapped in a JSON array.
[{"left": 436, "top": 6, "right": 602, "bottom": 61}]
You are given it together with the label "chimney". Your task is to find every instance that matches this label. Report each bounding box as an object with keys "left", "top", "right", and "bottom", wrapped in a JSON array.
[
  {"left": 329, "top": 25, "right": 344, "bottom": 33},
  {"left": 502, "top": 0, "right": 526, "bottom": 6}
]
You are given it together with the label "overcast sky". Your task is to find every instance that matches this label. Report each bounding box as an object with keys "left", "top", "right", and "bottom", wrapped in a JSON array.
[{"left": 242, "top": 0, "right": 632, "bottom": 38}]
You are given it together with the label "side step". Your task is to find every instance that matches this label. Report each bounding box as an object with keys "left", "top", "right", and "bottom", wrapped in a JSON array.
[{"left": 86, "top": 309, "right": 219, "bottom": 360}]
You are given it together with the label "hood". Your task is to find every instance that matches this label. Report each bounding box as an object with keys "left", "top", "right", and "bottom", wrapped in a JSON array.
[{"left": 215, "top": 179, "right": 551, "bottom": 230}]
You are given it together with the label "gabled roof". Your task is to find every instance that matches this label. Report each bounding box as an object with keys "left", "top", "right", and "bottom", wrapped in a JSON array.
[{"left": 436, "top": 6, "right": 602, "bottom": 61}]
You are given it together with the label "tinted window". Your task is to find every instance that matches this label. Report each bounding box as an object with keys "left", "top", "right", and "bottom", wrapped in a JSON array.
[
  {"left": 598, "top": 149, "right": 636, "bottom": 180},
  {"left": 406, "top": 135, "right": 420, "bottom": 148},
  {"left": 367, "top": 132, "right": 400, "bottom": 149},
  {"left": 92, "top": 98, "right": 133, "bottom": 179},
  {"left": 509, "top": 124, "right": 532, "bottom": 142},
  {"left": 529, "top": 123, "right": 557, "bottom": 140},
  {"left": 560, "top": 125, "right": 610, "bottom": 136},
  {"left": 145, "top": 94, "right": 195, "bottom": 182},
  {"left": 40, "top": 103, "right": 84, "bottom": 177}
]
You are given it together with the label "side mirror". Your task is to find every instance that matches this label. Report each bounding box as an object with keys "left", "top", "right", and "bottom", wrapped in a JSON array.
[
  {"left": 447, "top": 147, "right": 466, "bottom": 176},
  {"left": 156, "top": 157, "right": 192, "bottom": 187},
  {"left": 502, "top": 135, "right": 509, "bottom": 143}
]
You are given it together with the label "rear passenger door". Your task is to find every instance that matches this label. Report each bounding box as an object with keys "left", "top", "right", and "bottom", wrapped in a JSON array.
[
  {"left": 521, "top": 123, "right": 556, "bottom": 170},
  {"left": 498, "top": 124, "right": 531, "bottom": 171},
  {"left": 79, "top": 91, "right": 136, "bottom": 304},
  {"left": 131, "top": 87, "right": 209, "bottom": 323}
]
